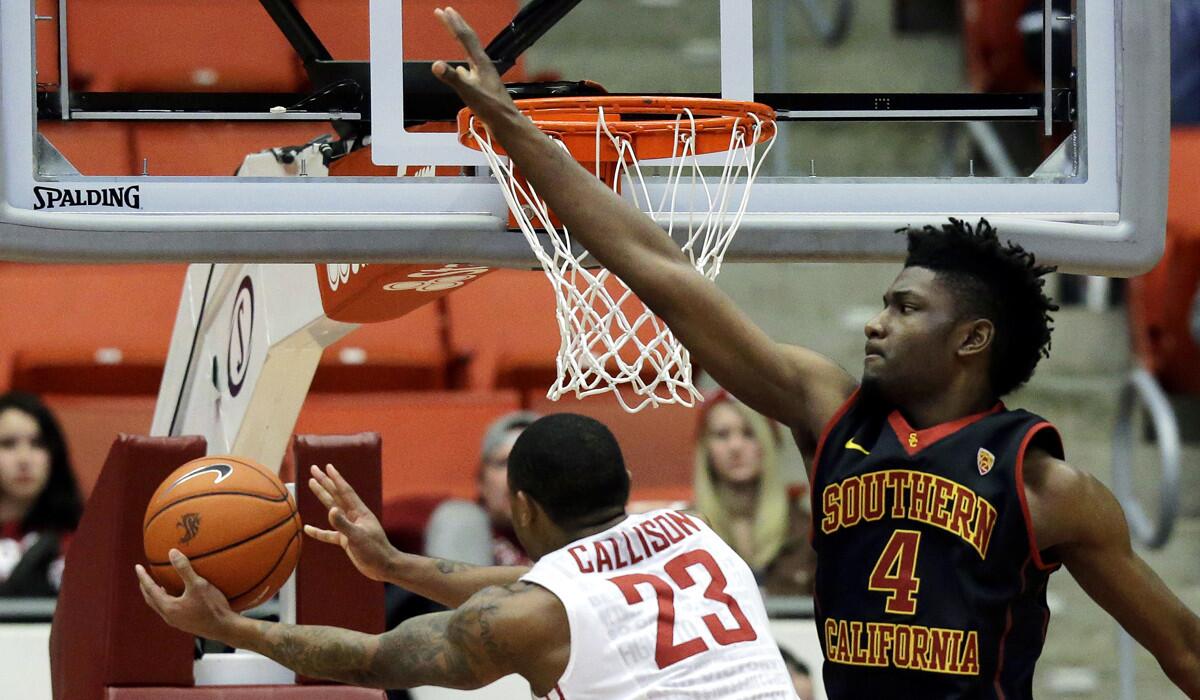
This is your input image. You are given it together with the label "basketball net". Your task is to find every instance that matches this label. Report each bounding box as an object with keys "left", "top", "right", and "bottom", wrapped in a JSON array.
[{"left": 466, "top": 101, "right": 775, "bottom": 412}]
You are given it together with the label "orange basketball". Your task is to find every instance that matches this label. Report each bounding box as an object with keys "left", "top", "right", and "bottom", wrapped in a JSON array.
[{"left": 143, "top": 455, "right": 302, "bottom": 612}]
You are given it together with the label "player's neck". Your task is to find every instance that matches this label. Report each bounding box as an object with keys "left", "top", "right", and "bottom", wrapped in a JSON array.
[
  {"left": 897, "top": 389, "right": 997, "bottom": 430},
  {"left": 572, "top": 511, "right": 628, "bottom": 539},
  {"left": 541, "top": 510, "right": 629, "bottom": 557}
]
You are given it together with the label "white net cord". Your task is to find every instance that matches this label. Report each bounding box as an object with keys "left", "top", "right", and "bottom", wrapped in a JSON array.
[{"left": 469, "top": 107, "right": 775, "bottom": 412}]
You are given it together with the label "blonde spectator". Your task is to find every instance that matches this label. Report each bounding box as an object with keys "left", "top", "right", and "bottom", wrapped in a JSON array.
[{"left": 693, "top": 390, "right": 815, "bottom": 595}]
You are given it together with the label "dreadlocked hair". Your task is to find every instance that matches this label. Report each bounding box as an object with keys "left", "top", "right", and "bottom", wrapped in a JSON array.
[{"left": 902, "top": 218, "right": 1058, "bottom": 398}]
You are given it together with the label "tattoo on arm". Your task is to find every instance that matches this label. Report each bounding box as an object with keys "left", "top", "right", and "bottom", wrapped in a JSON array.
[
  {"left": 434, "top": 558, "right": 474, "bottom": 575},
  {"left": 249, "top": 619, "right": 380, "bottom": 686},
  {"left": 242, "top": 582, "right": 542, "bottom": 690}
]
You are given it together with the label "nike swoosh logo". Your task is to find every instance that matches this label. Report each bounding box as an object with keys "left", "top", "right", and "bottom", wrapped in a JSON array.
[
  {"left": 845, "top": 438, "right": 870, "bottom": 455},
  {"left": 165, "top": 463, "right": 234, "bottom": 493}
]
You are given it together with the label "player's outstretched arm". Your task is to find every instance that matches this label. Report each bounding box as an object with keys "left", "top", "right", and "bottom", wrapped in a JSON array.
[
  {"left": 305, "top": 464, "right": 529, "bottom": 608},
  {"left": 1025, "top": 451, "right": 1200, "bottom": 696},
  {"left": 137, "top": 552, "right": 561, "bottom": 690},
  {"left": 431, "top": 7, "right": 856, "bottom": 441}
]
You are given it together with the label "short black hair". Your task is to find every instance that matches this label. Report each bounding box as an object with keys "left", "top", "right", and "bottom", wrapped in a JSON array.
[
  {"left": 0, "top": 392, "right": 82, "bottom": 532},
  {"left": 903, "top": 218, "right": 1058, "bottom": 398},
  {"left": 507, "top": 413, "right": 629, "bottom": 529}
]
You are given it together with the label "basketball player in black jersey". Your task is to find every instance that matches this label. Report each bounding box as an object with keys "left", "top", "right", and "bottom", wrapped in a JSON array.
[{"left": 431, "top": 6, "right": 1200, "bottom": 697}]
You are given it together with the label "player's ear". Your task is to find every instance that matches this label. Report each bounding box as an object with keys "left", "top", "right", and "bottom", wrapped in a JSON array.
[
  {"left": 511, "top": 490, "right": 534, "bottom": 528},
  {"left": 957, "top": 318, "right": 994, "bottom": 358}
]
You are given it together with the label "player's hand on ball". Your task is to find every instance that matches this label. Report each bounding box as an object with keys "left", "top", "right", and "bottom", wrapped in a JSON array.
[
  {"left": 136, "top": 549, "right": 236, "bottom": 641},
  {"left": 305, "top": 464, "right": 399, "bottom": 582},
  {"left": 431, "top": 7, "right": 518, "bottom": 123}
]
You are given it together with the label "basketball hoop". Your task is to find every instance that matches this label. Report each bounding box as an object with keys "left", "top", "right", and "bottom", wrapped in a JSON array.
[{"left": 459, "top": 97, "right": 776, "bottom": 412}]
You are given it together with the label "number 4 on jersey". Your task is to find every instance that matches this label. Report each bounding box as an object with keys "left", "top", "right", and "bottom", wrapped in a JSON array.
[
  {"left": 869, "top": 529, "right": 922, "bottom": 615},
  {"left": 610, "top": 549, "right": 758, "bottom": 669}
]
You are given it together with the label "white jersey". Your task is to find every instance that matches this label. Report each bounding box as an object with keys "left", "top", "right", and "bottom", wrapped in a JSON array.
[{"left": 521, "top": 509, "right": 797, "bottom": 699}]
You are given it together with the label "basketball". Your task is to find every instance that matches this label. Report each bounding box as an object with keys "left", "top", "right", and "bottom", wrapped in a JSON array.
[{"left": 142, "top": 455, "right": 302, "bottom": 612}]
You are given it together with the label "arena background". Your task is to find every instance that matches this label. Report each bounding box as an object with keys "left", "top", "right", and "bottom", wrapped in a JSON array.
[{"left": 0, "top": 1, "right": 1197, "bottom": 698}]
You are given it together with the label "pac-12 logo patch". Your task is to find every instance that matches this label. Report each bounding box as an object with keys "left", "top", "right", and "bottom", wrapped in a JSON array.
[{"left": 977, "top": 448, "right": 995, "bottom": 476}]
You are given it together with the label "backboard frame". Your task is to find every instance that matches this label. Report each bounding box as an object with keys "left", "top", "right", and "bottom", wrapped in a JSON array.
[{"left": 0, "top": 0, "right": 1170, "bottom": 274}]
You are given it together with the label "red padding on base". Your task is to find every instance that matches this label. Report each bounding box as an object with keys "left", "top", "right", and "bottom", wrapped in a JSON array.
[
  {"left": 51, "top": 434, "right": 208, "bottom": 700},
  {"left": 107, "top": 686, "right": 384, "bottom": 699},
  {"left": 292, "top": 433, "right": 387, "bottom": 685}
]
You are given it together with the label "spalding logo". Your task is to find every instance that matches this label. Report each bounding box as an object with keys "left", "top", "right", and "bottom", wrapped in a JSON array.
[{"left": 33, "top": 185, "right": 141, "bottom": 211}]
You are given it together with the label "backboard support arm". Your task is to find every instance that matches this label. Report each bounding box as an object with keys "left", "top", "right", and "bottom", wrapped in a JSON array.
[
  {"left": 257, "top": 0, "right": 333, "bottom": 66},
  {"left": 485, "top": 0, "right": 586, "bottom": 76}
]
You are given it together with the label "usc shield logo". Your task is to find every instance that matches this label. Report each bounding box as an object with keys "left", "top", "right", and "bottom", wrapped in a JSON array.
[{"left": 977, "top": 448, "right": 996, "bottom": 476}]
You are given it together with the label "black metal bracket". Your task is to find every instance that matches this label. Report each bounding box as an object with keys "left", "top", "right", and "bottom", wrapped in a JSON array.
[
  {"left": 485, "top": 0, "right": 586, "bottom": 76},
  {"left": 257, "top": 0, "right": 332, "bottom": 66}
]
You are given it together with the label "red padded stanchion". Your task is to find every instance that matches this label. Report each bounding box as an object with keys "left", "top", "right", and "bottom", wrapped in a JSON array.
[
  {"left": 106, "top": 687, "right": 384, "bottom": 699},
  {"left": 292, "top": 433, "right": 386, "bottom": 685},
  {"left": 50, "top": 434, "right": 207, "bottom": 700},
  {"left": 51, "top": 432, "right": 388, "bottom": 699}
]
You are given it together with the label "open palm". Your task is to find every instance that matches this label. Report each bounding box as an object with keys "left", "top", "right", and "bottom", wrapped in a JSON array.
[
  {"left": 431, "top": 7, "right": 519, "bottom": 122},
  {"left": 305, "top": 464, "right": 398, "bottom": 582}
]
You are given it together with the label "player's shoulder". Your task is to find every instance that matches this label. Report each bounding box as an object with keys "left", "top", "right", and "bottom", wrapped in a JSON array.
[
  {"left": 464, "top": 580, "right": 563, "bottom": 617},
  {"left": 452, "top": 581, "right": 569, "bottom": 662},
  {"left": 1019, "top": 446, "right": 1115, "bottom": 551},
  {"left": 1021, "top": 446, "right": 1089, "bottom": 499}
]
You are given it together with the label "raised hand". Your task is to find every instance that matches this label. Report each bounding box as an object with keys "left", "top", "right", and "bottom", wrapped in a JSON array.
[
  {"left": 135, "top": 549, "right": 237, "bottom": 641},
  {"left": 305, "top": 464, "right": 400, "bottom": 582},
  {"left": 431, "top": 7, "right": 520, "bottom": 123}
]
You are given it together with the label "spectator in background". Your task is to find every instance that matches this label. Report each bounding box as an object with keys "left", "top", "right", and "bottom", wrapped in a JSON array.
[
  {"left": 423, "top": 410, "right": 539, "bottom": 567},
  {"left": 383, "top": 411, "right": 540, "bottom": 700},
  {"left": 692, "top": 390, "right": 815, "bottom": 595},
  {"left": 0, "top": 392, "right": 82, "bottom": 597},
  {"left": 778, "top": 646, "right": 817, "bottom": 700}
]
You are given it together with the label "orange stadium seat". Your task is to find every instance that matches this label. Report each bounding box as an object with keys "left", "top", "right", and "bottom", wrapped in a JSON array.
[
  {"left": 39, "top": 118, "right": 331, "bottom": 179},
  {"left": 42, "top": 394, "right": 159, "bottom": 499},
  {"left": 960, "top": 0, "right": 1038, "bottom": 93},
  {"left": 1127, "top": 128, "right": 1200, "bottom": 395},
  {"left": 293, "top": 390, "right": 521, "bottom": 504},
  {"left": 0, "top": 264, "right": 185, "bottom": 395},
  {"left": 34, "top": 0, "right": 61, "bottom": 92},
  {"left": 296, "top": 0, "right": 523, "bottom": 71},
  {"left": 130, "top": 122, "right": 334, "bottom": 176},
  {"left": 66, "top": 0, "right": 306, "bottom": 92},
  {"left": 38, "top": 121, "right": 139, "bottom": 176},
  {"left": 447, "top": 270, "right": 677, "bottom": 396},
  {"left": 528, "top": 390, "right": 698, "bottom": 504},
  {"left": 312, "top": 301, "right": 451, "bottom": 392},
  {"left": 445, "top": 270, "right": 562, "bottom": 391}
]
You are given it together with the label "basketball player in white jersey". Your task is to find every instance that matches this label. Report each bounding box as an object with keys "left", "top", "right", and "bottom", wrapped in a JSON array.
[{"left": 136, "top": 413, "right": 799, "bottom": 698}]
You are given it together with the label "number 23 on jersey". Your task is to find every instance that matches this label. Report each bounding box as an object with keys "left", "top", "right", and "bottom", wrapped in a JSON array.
[{"left": 609, "top": 549, "right": 759, "bottom": 669}]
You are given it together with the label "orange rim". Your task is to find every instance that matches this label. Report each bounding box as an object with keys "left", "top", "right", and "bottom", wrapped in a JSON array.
[{"left": 458, "top": 96, "right": 777, "bottom": 161}]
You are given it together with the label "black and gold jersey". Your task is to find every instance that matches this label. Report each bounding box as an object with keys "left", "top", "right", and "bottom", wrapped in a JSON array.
[{"left": 811, "top": 390, "right": 1063, "bottom": 699}]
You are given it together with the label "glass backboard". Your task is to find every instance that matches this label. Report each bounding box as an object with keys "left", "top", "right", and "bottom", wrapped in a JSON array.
[{"left": 0, "top": 0, "right": 1170, "bottom": 273}]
